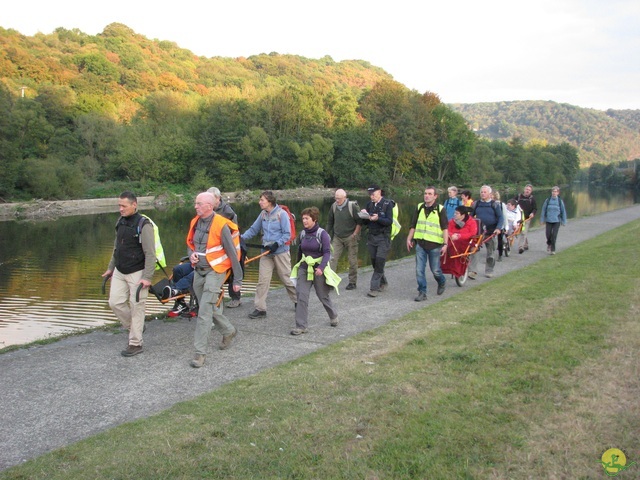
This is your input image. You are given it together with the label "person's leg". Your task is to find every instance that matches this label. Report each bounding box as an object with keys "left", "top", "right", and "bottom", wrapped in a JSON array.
[
  {"left": 549, "top": 223, "right": 560, "bottom": 252},
  {"left": 254, "top": 255, "right": 275, "bottom": 312},
  {"left": 377, "top": 236, "right": 391, "bottom": 288},
  {"left": 124, "top": 270, "right": 146, "bottom": 346},
  {"left": 294, "top": 267, "right": 313, "bottom": 329},
  {"left": 518, "top": 223, "right": 528, "bottom": 252},
  {"left": 174, "top": 266, "right": 194, "bottom": 292},
  {"left": 545, "top": 222, "right": 552, "bottom": 249},
  {"left": 415, "top": 243, "right": 428, "bottom": 294},
  {"left": 347, "top": 234, "right": 359, "bottom": 285},
  {"left": 192, "top": 271, "right": 212, "bottom": 355},
  {"left": 427, "top": 246, "right": 446, "bottom": 287},
  {"left": 108, "top": 268, "right": 132, "bottom": 330},
  {"left": 485, "top": 236, "right": 497, "bottom": 275},
  {"left": 368, "top": 238, "right": 382, "bottom": 291},
  {"left": 313, "top": 274, "right": 338, "bottom": 321},
  {"left": 330, "top": 236, "right": 345, "bottom": 274},
  {"left": 207, "top": 271, "right": 235, "bottom": 335},
  {"left": 274, "top": 251, "right": 297, "bottom": 303}
]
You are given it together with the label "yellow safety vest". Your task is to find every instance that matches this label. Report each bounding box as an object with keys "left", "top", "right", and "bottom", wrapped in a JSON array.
[{"left": 413, "top": 203, "right": 444, "bottom": 244}]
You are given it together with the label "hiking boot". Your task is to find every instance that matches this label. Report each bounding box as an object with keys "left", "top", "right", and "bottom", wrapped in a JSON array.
[
  {"left": 346, "top": 283, "right": 356, "bottom": 290},
  {"left": 226, "top": 299, "right": 241, "bottom": 308},
  {"left": 190, "top": 354, "right": 206, "bottom": 368},
  {"left": 497, "top": 255, "right": 503, "bottom": 262},
  {"left": 121, "top": 344, "right": 143, "bottom": 357},
  {"left": 248, "top": 309, "right": 266, "bottom": 319},
  {"left": 547, "top": 245, "right": 552, "bottom": 253},
  {"left": 485, "top": 272, "right": 494, "bottom": 278},
  {"left": 468, "top": 271, "right": 477, "bottom": 280},
  {"left": 168, "top": 301, "right": 189, "bottom": 318},
  {"left": 524, "top": 243, "right": 529, "bottom": 251},
  {"left": 551, "top": 251, "right": 556, "bottom": 255},
  {"left": 330, "top": 317, "right": 339, "bottom": 327},
  {"left": 379, "top": 283, "right": 388, "bottom": 291},
  {"left": 220, "top": 329, "right": 237, "bottom": 350},
  {"left": 414, "top": 292, "right": 427, "bottom": 302},
  {"left": 518, "top": 247, "right": 524, "bottom": 254},
  {"left": 367, "top": 290, "right": 379, "bottom": 298},
  {"left": 290, "top": 327, "right": 307, "bottom": 335},
  {"left": 437, "top": 283, "right": 446, "bottom": 295}
]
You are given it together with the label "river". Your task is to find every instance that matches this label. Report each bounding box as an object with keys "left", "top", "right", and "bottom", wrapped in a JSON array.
[{"left": 0, "top": 184, "right": 637, "bottom": 348}]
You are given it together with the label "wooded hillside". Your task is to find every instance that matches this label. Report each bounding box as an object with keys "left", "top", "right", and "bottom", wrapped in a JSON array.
[
  {"left": 450, "top": 101, "right": 640, "bottom": 166},
  {"left": 0, "top": 24, "right": 588, "bottom": 200}
]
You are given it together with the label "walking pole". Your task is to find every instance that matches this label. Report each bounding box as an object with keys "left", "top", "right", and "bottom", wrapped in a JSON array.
[{"left": 215, "top": 250, "right": 271, "bottom": 308}]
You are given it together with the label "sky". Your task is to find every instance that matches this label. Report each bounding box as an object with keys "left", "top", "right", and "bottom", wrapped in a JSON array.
[{"left": 3, "top": 0, "right": 639, "bottom": 111}]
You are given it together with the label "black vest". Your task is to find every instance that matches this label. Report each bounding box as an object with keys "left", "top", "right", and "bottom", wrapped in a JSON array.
[{"left": 114, "top": 213, "right": 148, "bottom": 274}]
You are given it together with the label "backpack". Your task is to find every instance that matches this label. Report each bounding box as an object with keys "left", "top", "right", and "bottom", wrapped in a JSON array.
[
  {"left": 331, "top": 200, "right": 360, "bottom": 221},
  {"left": 300, "top": 227, "right": 333, "bottom": 256},
  {"left": 471, "top": 200, "right": 500, "bottom": 232},
  {"left": 138, "top": 214, "right": 167, "bottom": 270},
  {"left": 261, "top": 205, "right": 297, "bottom": 246}
]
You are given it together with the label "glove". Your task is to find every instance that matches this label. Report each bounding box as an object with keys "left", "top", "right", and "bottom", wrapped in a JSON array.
[{"left": 267, "top": 242, "right": 279, "bottom": 254}]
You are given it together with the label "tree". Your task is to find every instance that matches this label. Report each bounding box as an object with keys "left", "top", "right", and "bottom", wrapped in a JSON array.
[{"left": 430, "top": 105, "right": 475, "bottom": 183}]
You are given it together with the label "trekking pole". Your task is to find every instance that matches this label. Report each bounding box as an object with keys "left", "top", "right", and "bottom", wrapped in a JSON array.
[{"left": 215, "top": 250, "right": 270, "bottom": 308}]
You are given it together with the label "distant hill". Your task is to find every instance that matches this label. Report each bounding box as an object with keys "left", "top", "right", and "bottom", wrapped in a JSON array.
[
  {"left": 450, "top": 101, "right": 640, "bottom": 166},
  {"left": 0, "top": 23, "right": 393, "bottom": 122}
]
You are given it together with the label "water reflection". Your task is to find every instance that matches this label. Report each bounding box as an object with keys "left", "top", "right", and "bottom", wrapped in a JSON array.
[{"left": 0, "top": 185, "right": 636, "bottom": 347}]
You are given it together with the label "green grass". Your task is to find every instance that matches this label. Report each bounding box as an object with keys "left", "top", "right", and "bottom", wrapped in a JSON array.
[{"left": 2, "top": 221, "right": 639, "bottom": 479}]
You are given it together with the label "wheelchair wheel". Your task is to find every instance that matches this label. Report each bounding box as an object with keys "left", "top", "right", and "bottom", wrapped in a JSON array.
[{"left": 455, "top": 267, "right": 468, "bottom": 287}]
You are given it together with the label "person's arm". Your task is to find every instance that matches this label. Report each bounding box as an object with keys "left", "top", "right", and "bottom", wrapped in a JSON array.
[
  {"left": 221, "top": 225, "right": 243, "bottom": 289},
  {"left": 439, "top": 208, "right": 449, "bottom": 252},
  {"left": 530, "top": 197, "right": 538, "bottom": 218},
  {"left": 406, "top": 207, "right": 419, "bottom": 251},
  {"left": 316, "top": 230, "right": 332, "bottom": 274},
  {"left": 540, "top": 199, "right": 548, "bottom": 224},
  {"left": 326, "top": 205, "right": 335, "bottom": 238},
  {"left": 140, "top": 223, "right": 156, "bottom": 285},
  {"left": 241, "top": 214, "right": 262, "bottom": 242},
  {"left": 494, "top": 203, "right": 504, "bottom": 233}
]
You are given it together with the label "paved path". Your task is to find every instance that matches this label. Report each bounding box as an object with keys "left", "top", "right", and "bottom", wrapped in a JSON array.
[{"left": 2, "top": 205, "right": 640, "bottom": 470}]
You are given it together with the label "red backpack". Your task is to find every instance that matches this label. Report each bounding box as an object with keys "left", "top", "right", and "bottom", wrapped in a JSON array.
[{"left": 279, "top": 205, "right": 297, "bottom": 245}]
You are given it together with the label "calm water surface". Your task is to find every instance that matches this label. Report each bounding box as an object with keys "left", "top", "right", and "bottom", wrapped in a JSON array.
[{"left": 0, "top": 185, "right": 636, "bottom": 347}]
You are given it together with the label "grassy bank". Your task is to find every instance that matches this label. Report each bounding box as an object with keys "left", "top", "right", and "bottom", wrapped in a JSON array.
[{"left": 2, "top": 222, "right": 639, "bottom": 479}]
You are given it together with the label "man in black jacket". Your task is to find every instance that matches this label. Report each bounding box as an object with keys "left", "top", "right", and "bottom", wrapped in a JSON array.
[
  {"left": 101, "top": 191, "right": 156, "bottom": 357},
  {"left": 361, "top": 185, "right": 394, "bottom": 297},
  {"left": 512, "top": 184, "right": 537, "bottom": 253}
]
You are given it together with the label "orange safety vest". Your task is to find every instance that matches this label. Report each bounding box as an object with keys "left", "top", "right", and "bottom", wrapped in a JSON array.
[{"left": 186, "top": 214, "right": 241, "bottom": 273}]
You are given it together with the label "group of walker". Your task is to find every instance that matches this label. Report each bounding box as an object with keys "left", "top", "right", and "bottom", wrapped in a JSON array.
[{"left": 102, "top": 183, "right": 566, "bottom": 367}]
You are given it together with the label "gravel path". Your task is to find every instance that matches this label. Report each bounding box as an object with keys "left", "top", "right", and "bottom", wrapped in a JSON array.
[{"left": 1, "top": 205, "right": 639, "bottom": 470}]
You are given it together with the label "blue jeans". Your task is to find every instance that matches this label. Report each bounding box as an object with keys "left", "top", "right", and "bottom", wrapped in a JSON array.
[
  {"left": 415, "top": 244, "right": 445, "bottom": 294},
  {"left": 172, "top": 262, "right": 194, "bottom": 291}
]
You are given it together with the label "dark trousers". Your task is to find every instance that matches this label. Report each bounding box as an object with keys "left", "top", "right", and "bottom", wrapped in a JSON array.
[
  {"left": 367, "top": 233, "right": 391, "bottom": 291},
  {"left": 545, "top": 222, "right": 561, "bottom": 252}
]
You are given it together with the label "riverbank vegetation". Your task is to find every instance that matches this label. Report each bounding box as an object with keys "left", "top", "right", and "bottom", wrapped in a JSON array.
[
  {"left": 2, "top": 221, "right": 638, "bottom": 479},
  {"left": 1, "top": 24, "right": 584, "bottom": 203}
]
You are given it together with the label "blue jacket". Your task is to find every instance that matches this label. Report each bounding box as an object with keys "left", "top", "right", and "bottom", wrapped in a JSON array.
[
  {"left": 241, "top": 204, "right": 291, "bottom": 254},
  {"left": 540, "top": 196, "right": 567, "bottom": 225}
]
